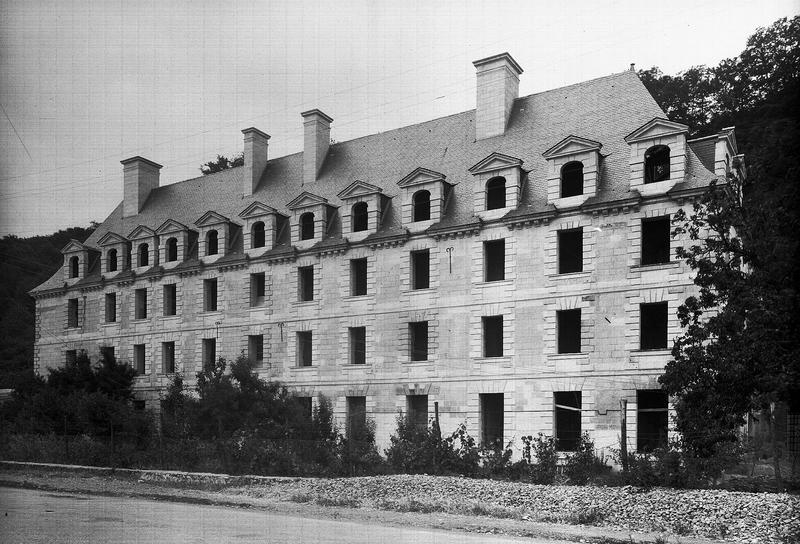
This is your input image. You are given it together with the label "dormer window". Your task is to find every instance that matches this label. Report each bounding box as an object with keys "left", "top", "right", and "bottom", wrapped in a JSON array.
[
  {"left": 412, "top": 190, "right": 431, "bottom": 222},
  {"left": 300, "top": 212, "right": 315, "bottom": 240},
  {"left": 206, "top": 230, "right": 219, "bottom": 256},
  {"left": 561, "top": 162, "right": 584, "bottom": 197},
  {"left": 486, "top": 177, "right": 506, "bottom": 210},
  {"left": 644, "top": 145, "right": 670, "bottom": 183},
  {"left": 251, "top": 222, "right": 265, "bottom": 248},
  {"left": 166, "top": 238, "right": 178, "bottom": 262},
  {"left": 107, "top": 249, "right": 118, "bottom": 272},
  {"left": 352, "top": 202, "right": 368, "bottom": 232},
  {"left": 69, "top": 256, "right": 79, "bottom": 278},
  {"left": 138, "top": 244, "right": 149, "bottom": 267}
]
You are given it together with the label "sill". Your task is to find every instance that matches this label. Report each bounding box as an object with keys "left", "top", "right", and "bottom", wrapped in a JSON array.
[
  {"left": 631, "top": 261, "right": 679, "bottom": 271},
  {"left": 160, "top": 314, "right": 179, "bottom": 319},
  {"left": 477, "top": 279, "right": 512, "bottom": 286},
  {"left": 248, "top": 305, "right": 266, "bottom": 310},
  {"left": 473, "top": 356, "right": 510, "bottom": 363},
  {"left": 409, "top": 287, "right": 433, "bottom": 293},
  {"left": 343, "top": 294, "right": 372, "bottom": 300},
  {"left": 343, "top": 363, "right": 370, "bottom": 368},
  {"left": 548, "top": 352, "right": 588, "bottom": 359},
  {"left": 405, "top": 359, "right": 432, "bottom": 365},
  {"left": 549, "top": 271, "right": 590, "bottom": 279},
  {"left": 132, "top": 318, "right": 148, "bottom": 322},
  {"left": 632, "top": 349, "right": 671, "bottom": 356},
  {"left": 102, "top": 321, "right": 118, "bottom": 326},
  {"left": 292, "top": 365, "right": 315, "bottom": 370},
  {"left": 202, "top": 309, "right": 221, "bottom": 314}
]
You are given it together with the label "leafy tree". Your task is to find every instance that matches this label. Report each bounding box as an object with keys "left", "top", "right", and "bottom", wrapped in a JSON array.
[{"left": 200, "top": 152, "right": 244, "bottom": 175}]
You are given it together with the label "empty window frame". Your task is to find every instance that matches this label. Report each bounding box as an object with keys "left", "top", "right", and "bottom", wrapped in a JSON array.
[
  {"left": 641, "top": 216, "right": 671, "bottom": 265},
  {"left": 248, "top": 334, "right": 264, "bottom": 364},
  {"left": 351, "top": 202, "right": 368, "bottom": 232},
  {"left": 251, "top": 221, "right": 266, "bottom": 248},
  {"left": 100, "top": 346, "right": 115, "bottom": 361},
  {"left": 637, "top": 390, "right": 669, "bottom": 452},
  {"left": 484, "top": 239, "right": 505, "bottom": 281},
  {"left": 105, "top": 292, "right": 117, "bottom": 323},
  {"left": 163, "top": 284, "right": 177, "bottom": 316},
  {"left": 134, "top": 288, "right": 148, "bottom": 319},
  {"left": 407, "top": 394, "right": 428, "bottom": 431},
  {"left": 250, "top": 272, "right": 266, "bottom": 307},
  {"left": 203, "top": 278, "right": 218, "bottom": 312},
  {"left": 297, "top": 331, "right": 312, "bottom": 367},
  {"left": 138, "top": 244, "right": 149, "bottom": 267},
  {"left": 412, "top": 190, "right": 431, "bottom": 222},
  {"left": 409, "top": 321, "right": 429, "bottom": 362},
  {"left": 557, "top": 309, "right": 581, "bottom": 353},
  {"left": 558, "top": 228, "right": 583, "bottom": 274},
  {"left": 296, "top": 396, "right": 313, "bottom": 422},
  {"left": 350, "top": 258, "right": 368, "bottom": 296},
  {"left": 202, "top": 338, "right": 216, "bottom": 371},
  {"left": 411, "top": 249, "right": 430, "bottom": 290},
  {"left": 346, "top": 396, "right": 367, "bottom": 438},
  {"left": 68, "top": 256, "right": 79, "bottom": 278},
  {"left": 640, "top": 302, "right": 668, "bottom": 350},
  {"left": 644, "top": 145, "right": 670, "bottom": 183},
  {"left": 107, "top": 249, "right": 118, "bottom": 272},
  {"left": 554, "top": 391, "right": 582, "bottom": 451},
  {"left": 166, "top": 238, "right": 178, "bottom": 262},
  {"left": 298, "top": 266, "right": 314, "bottom": 301},
  {"left": 486, "top": 176, "right": 506, "bottom": 210},
  {"left": 133, "top": 344, "right": 146, "bottom": 375},
  {"left": 349, "top": 326, "right": 366, "bottom": 365},
  {"left": 299, "top": 212, "right": 315, "bottom": 240},
  {"left": 206, "top": 230, "right": 219, "bottom": 255},
  {"left": 482, "top": 315, "right": 504, "bottom": 357},
  {"left": 560, "top": 161, "right": 584, "bottom": 198},
  {"left": 162, "top": 341, "right": 175, "bottom": 374},
  {"left": 65, "top": 349, "right": 77, "bottom": 365},
  {"left": 67, "top": 298, "right": 79, "bottom": 328},
  {"left": 480, "top": 393, "right": 504, "bottom": 447}
]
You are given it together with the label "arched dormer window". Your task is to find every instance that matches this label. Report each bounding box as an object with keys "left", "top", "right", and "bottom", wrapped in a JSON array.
[
  {"left": 561, "top": 161, "right": 584, "bottom": 198},
  {"left": 251, "top": 222, "right": 265, "bottom": 248},
  {"left": 412, "top": 190, "right": 431, "bottom": 222},
  {"left": 352, "top": 202, "right": 368, "bottom": 232},
  {"left": 166, "top": 238, "right": 178, "bottom": 262},
  {"left": 206, "top": 230, "right": 218, "bottom": 255},
  {"left": 644, "top": 145, "right": 670, "bottom": 183},
  {"left": 486, "top": 177, "right": 506, "bottom": 210},
  {"left": 107, "top": 249, "right": 118, "bottom": 272},
  {"left": 138, "top": 244, "right": 149, "bottom": 267},
  {"left": 69, "top": 256, "right": 79, "bottom": 278},
  {"left": 300, "top": 212, "right": 315, "bottom": 240}
]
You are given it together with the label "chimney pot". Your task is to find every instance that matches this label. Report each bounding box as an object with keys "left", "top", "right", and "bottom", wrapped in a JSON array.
[
  {"left": 242, "top": 127, "right": 270, "bottom": 195},
  {"left": 473, "top": 52, "right": 523, "bottom": 140},
  {"left": 301, "top": 109, "right": 333, "bottom": 184},
  {"left": 121, "top": 156, "right": 162, "bottom": 217}
]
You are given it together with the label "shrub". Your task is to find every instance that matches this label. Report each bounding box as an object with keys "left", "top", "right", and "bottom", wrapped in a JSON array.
[
  {"left": 528, "top": 433, "right": 558, "bottom": 484},
  {"left": 563, "top": 433, "right": 609, "bottom": 484}
]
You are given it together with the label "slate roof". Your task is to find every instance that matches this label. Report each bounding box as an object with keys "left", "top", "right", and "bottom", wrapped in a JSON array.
[{"left": 33, "top": 70, "right": 717, "bottom": 293}]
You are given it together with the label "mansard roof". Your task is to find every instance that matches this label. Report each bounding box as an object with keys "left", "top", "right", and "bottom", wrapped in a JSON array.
[
  {"left": 396, "top": 167, "right": 447, "bottom": 188},
  {"left": 337, "top": 180, "right": 383, "bottom": 199},
  {"left": 624, "top": 117, "right": 690, "bottom": 143},
  {"left": 541, "top": 135, "right": 602, "bottom": 159}
]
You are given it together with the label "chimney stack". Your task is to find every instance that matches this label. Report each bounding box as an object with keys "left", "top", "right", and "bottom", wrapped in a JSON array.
[
  {"left": 301, "top": 109, "right": 333, "bottom": 184},
  {"left": 242, "top": 127, "right": 270, "bottom": 195},
  {"left": 121, "top": 156, "right": 161, "bottom": 217},
  {"left": 473, "top": 53, "right": 523, "bottom": 140}
]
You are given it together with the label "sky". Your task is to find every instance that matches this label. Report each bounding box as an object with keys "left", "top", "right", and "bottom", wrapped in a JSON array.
[{"left": 1, "top": 0, "right": 798, "bottom": 237}]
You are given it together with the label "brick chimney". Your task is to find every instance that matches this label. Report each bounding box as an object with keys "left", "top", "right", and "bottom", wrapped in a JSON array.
[
  {"left": 242, "top": 127, "right": 270, "bottom": 195},
  {"left": 301, "top": 109, "right": 333, "bottom": 184},
  {"left": 121, "top": 156, "right": 161, "bottom": 217},
  {"left": 473, "top": 53, "right": 523, "bottom": 140}
]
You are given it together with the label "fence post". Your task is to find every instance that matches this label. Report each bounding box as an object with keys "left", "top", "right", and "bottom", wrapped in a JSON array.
[{"left": 620, "top": 399, "right": 628, "bottom": 471}]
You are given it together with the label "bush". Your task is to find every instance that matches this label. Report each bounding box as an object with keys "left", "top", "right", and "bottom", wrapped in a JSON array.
[
  {"left": 527, "top": 434, "right": 558, "bottom": 484},
  {"left": 563, "top": 433, "right": 609, "bottom": 484},
  {"left": 385, "top": 417, "right": 481, "bottom": 476}
]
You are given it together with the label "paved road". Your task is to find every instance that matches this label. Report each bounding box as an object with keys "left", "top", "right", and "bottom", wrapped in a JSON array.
[{"left": 0, "top": 487, "right": 567, "bottom": 543}]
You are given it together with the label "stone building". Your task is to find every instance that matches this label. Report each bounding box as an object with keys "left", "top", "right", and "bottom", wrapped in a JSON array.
[{"left": 31, "top": 53, "right": 742, "bottom": 456}]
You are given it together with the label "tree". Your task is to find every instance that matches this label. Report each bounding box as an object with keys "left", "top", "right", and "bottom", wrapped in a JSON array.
[{"left": 200, "top": 152, "right": 244, "bottom": 175}]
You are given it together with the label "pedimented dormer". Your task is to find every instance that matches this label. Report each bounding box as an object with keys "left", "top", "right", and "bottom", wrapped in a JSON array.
[
  {"left": 61, "top": 239, "right": 97, "bottom": 283},
  {"left": 195, "top": 211, "right": 238, "bottom": 262},
  {"left": 397, "top": 167, "right": 452, "bottom": 233},
  {"left": 127, "top": 225, "right": 158, "bottom": 269},
  {"left": 468, "top": 152, "right": 523, "bottom": 219},
  {"left": 97, "top": 232, "right": 130, "bottom": 276},
  {"left": 625, "top": 118, "right": 688, "bottom": 196},
  {"left": 714, "top": 127, "right": 738, "bottom": 178},
  {"left": 155, "top": 219, "right": 196, "bottom": 268},
  {"left": 337, "top": 180, "right": 386, "bottom": 240},
  {"left": 542, "top": 136, "right": 602, "bottom": 207},
  {"left": 239, "top": 201, "right": 287, "bottom": 255},
  {"left": 286, "top": 191, "right": 335, "bottom": 247}
]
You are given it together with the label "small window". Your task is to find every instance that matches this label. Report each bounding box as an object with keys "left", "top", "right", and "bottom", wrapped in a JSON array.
[
  {"left": 163, "top": 284, "right": 177, "bottom": 316},
  {"left": 107, "top": 249, "right": 118, "bottom": 272},
  {"left": 133, "top": 344, "right": 146, "bottom": 375},
  {"left": 555, "top": 391, "right": 581, "bottom": 451},
  {"left": 297, "top": 331, "right": 312, "bottom": 367},
  {"left": 641, "top": 216, "right": 671, "bottom": 265},
  {"left": 407, "top": 395, "right": 428, "bottom": 431},
  {"left": 412, "top": 190, "right": 431, "bottom": 222},
  {"left": 346, "top": 396, "right": 367, "bottom": 438},
  {"left": 350, "top": 258, "right": 368, "bottom": 296},
  {"left": 162, "top": 342, "right": 175, "bottom": 374},
  {"left": 203, "top": 278, "right": 218, "bottom": 312},
  {"left": 298, "top": 266, "right": 314, "bottom": 302},
  {"left": 484, "top": 239, "right": 505, "bottom": 281},
  {"left": 65, "top": 350, "right": 77, "bottom": 365},
  {"left": 480, "top": 393, "right": 504, "bottom": 447},
  {"left": 409, "top": 321, "right": 429, "bottom": 362},
  {"left": 134, "top": 288, "right": 147, "bottom": 319},
  {"left": 138, "top": 244, "right": 149, "bottom": 267},
  {"left": 486, "top": 176, "right": 506, "bottom": 210},
  {"left": 206, "top": 230, "right": 219, "bottom": 256},
  {"left": 166, "top": 238, "right": 178, "bottom": 262},
  {"left": 644, "top": 145, "right": 670, "bottom": 183},
  {"left": 558, "top": 228, "right": 583, "bottom": 274},
  {"left": 352, "top": 202, "right": 368, "bottom": 232},
  {"left": 202, "top": 338, "right": 216, "bottom": 371},
  {"left": 557, "top": 309, "right": 581, "bottom": 354},
  {"left": 248, "top": 334, "right": 264, "bottom": 364},
  {"left": 640, "top": 302, "right": 668, "bottom": 350},
  {"left": 250, "top": 273, "right": 266, "bottom": 307},
  {"left": 482, "top": 315, "right": 504, "bottom": 357},
  {"left": 68, "top": 256, "right": 79, "bottom": 278},
  {"left": 561, "top": 161, "right": 584, "bottom": 198},
  {"left": 251, "top": 221, "right": 266, "bottom": 248},
  {"left": 105, "top": 292, "right": 117, "bottom": 323},
  {"left": 637, "top": 390, "right": 668, "bottom": 452},
  {"left": 300, "top": 212, "right": 315, "bottom": 240},
  {"left": 349, "top": 326, "right": 366, "bottom": 365},
  {"left": 411, "top": 249, "right": 430, "bottom": 290}
]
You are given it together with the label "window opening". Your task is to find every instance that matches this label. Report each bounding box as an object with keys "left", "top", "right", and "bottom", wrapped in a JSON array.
[
  {"left": 203, "top": 278, "right": 218, "bottom": 312},
  {"left": 163, "top": 284, "right": 177, "bottom": 316},
  {"left": 248, "top": 334, "right": 264, "bottom": 363},
  {"left": 69, "top": 256, "right": 79, "bottom": 278},
  {"left": 300, "top": 212, "right": 315, "bottom": 240},
  {"left": 352, "top": 202, "right": 368, "bottom": 232},
  {"left": 133, "top": 344, "right": 145, "bottom": 375},
  {"left": 484, "top": 240, "right": 505, "bottom": 281},
  {"left": 166, "top": 238, "right": 178, "bottom": 262},
  {"left": 350, "top": 258, "right": 368, "bottom": 296},
  {"left": 555, "top": 391, "right": 582, "bottom": 451},
  {"left": 561, "top": 161, "right": 584, "bottom": 198},
  {"left": 349, "top": 326, "right": 366, "bottom": 365},
  {"left": 251, "top": 221, "right": 265, "bottom": 248},
  {"left": 138, "top": 244, "right": 149, "bottom": 267},
  {"left": 206, "top": 230, "right": 219, "bottom": 256},
  {"left": 412, "top": 190, "right": 431, "bottom": 222},
  {"left": 637, "top": 390, "right": 668, "bottom": 452},
  {"left": 480, "top": 393, "right": 504, "bottom": 447},
  {"left": 105, "top": 292, "right": 117, "bottom": 323},
  {"left": 411, "top": 249, "right": 430, "bottom": 290},
  {"left": 486, "top": 177, "right": 506, "bottom": 210},
  {"left": 162, "top": 342, "right": 175, "bottom": 374},
  {"left": 644, "top": 145, "right": 670, "bottom": 183},
  {"left": 409, "top": 321, "right": 429, "bottom": 361},
  {"left": 557, "top": 309, "right": 581, "bottom": 353},
  {"left": 346, "top": 396, "right": 367, "bottom": 438},
  {"left": 107, "top": 249, "right": 117, "bottom": 272},
  {"left": 640, "top": 302, "right": 668, "bottom": 350},
  {"left": 202, "top": 338, "right": 216, "bottom": 371},
  {"left": 298, "top": 266, "right": 314, "bottom": 301},
  {"left": 250, "top": 272, "right": 266, "bottom": 306},
  {"left": 641, "top": 216, "right": 670, "bottom": 265},
  {"left": 558, "top": 229, "right": 583, "bottom": 273},
  {"left": 483, "top": 315, "right": 504, "bottom": 357},
  {"left": 407, "top": 395, "right": 428, "bottom": 431},
  {"left": 134, "top": 288, "right": 147, "bottom": 319},
  {"left": 67, "top": 298, "right": 79, "bottom": 328},
  {"left": 297, "top": 331, "right": 313, "bottom": 367}
]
